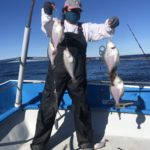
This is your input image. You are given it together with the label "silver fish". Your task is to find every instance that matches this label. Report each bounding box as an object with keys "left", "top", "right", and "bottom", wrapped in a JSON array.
[
  {"left": 110, "top": 75, "right": 124, "bottom": 107},
  {"left": 63, "top": 48, "right": 76, "bottom": 82},
  {"left": 52, "top": 19, "right": 64, "bottom": 50},
  {"left": 47, "top": 42, "right": 55, "bottom": 66},
  {"left": 104, "top": 40, "right": 119, "bottom": 73},
  {"left": 48, "top": 19, "right": 64, "bottom": 67}
]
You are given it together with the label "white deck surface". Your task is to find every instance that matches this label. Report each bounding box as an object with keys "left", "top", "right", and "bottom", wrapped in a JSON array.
[{"left": 0, "top": 109, "right": 150, "bottom": 150}]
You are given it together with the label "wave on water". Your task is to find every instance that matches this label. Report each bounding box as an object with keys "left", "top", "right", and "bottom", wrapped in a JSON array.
[{"left": 0, "top": 56, "right": 150, "bottom": 84}]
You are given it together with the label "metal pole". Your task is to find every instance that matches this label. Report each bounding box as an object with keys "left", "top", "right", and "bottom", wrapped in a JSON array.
[{"left": 15, "top": 0, "right": 35, "bottom": 107}]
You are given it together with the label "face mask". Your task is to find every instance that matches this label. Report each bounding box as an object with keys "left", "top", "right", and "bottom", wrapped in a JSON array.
[{"left": 64, "top": 11, "right": 80, "bottom": 24}]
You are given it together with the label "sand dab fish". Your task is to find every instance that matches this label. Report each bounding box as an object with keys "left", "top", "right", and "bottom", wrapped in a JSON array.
[
  {"left": 104, "top": 40, "right": 119, "bottom": 73},
  {"left": 48, "top": 19, "right": 64, "bottom": 67},
  {"left": 63, "top": 47, "right": 76, "bottom": 82},
  {"left": 110, "top": 75, "right": 124, "bottom": 108},
  {"left": 47, "top": 42, "right": 55, "bottom": 67},
  {"left": 103, "top": 40, "right": 124, "bottom": 108}
]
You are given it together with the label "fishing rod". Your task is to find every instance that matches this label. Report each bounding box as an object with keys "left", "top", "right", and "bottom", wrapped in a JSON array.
[{"left": 127, "top": 24, "right": 150, "bottom": 64}]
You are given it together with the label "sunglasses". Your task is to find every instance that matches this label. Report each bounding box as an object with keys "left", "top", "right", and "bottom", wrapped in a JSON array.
[
  {"left": 63, "top": 7, "right": 81, "bottom": 14},
  {"left": 70, "top": 8, "right": 81, "bottom": 14}
]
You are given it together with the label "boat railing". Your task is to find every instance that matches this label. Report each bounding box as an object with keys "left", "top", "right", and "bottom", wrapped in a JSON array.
[
  {"left": 0, "top": 57, "right": 20, "bottom": 64},
  {"left": 89, "top": 80, "right": 150, "bottom": 87},
  {"left": 1, "top": 79, "right": 150, "bottom": 94},
  {"left": 0, "top": 80, "right": 45, "bottom": 94}
]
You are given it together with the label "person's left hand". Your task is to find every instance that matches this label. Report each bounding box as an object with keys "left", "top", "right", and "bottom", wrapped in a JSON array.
[{"left": 108, "top": 16, "right": 119, "bottom": 28}]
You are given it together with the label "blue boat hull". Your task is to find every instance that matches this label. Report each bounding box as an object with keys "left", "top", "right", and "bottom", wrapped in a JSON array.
[
  {"left": 0, "top": 80, "right": 150, "bottom": 122},
  {"left": 0, "top": 80, "right": 150, "bottom": 150}
]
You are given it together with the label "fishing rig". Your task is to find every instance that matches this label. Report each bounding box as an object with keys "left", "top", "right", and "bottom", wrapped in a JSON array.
[
  {"left": 99, "top": 40, "right": 137, "bottom": 109},
  {"left": 127, "top": 24, "right": 150, "bottom": 64}
]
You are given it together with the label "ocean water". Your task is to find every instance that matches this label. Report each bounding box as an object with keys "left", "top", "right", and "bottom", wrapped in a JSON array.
[{"left": 0, "top": 58, "right": 150, "bottom": 84}]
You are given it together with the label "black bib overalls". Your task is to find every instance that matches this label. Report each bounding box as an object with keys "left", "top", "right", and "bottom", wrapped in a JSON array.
[{"left": 31, "top": 25, "right": 93, "bottom": 150}]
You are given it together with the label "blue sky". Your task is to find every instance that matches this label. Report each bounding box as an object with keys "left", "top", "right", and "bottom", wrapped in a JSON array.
[{"left": 0, "top": 0, "right": 150, "bottom": 59}]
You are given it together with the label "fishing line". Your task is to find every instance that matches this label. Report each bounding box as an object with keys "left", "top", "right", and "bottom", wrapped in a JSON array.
[{"left": 127, "top": 24, "right": 150, "bottom": 64}]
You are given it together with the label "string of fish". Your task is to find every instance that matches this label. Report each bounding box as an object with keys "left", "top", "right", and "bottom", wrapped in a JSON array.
[{"left": 100, "top": 39, "right": 125, "bottom": 109}]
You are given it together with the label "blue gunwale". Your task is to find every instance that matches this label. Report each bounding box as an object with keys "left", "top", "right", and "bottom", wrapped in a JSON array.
[{"left": 0, "top": 80, "right": 150, "bottom": 123}]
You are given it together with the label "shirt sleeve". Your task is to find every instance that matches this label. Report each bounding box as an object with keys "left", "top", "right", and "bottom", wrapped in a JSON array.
[
  {"left": 41, "top": 8, "right": 54, "bottom": 37},
  {"left": 82, "top": 19, "right": 115, "bottom": 42}
]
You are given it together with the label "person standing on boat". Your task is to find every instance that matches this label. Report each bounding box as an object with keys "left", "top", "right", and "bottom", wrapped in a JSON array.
[{"left": 31, "top": 0, "right": 119, "bottom": 150}]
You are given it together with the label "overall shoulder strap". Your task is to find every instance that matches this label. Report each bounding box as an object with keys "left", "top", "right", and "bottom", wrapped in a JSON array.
[{"left": 78, "top": 22, "right": 83, "bottom": 33}]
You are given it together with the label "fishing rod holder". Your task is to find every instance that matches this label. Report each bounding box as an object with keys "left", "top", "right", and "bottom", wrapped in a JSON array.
[{"left": 15, "top": 0, "right": 35, "bottom": 107}]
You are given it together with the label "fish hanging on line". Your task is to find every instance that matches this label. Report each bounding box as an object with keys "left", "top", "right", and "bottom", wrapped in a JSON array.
[
  {"left": 63, "top": 47, "right": 76, "bottom": 82},
  {"left": 103, "top": 40, "right": 120, "bottom": 73},
  {"left": 102, "top": 39, "right": 124, "bottom": 109},
  {"left": 110, "top": 73, "right": 124, "bottom": 108},
  {"left": 48, "top": 19, "right": 64, "bottom": 67},
  {"left": 47, "top": 42, "right": 55, "bottom": 67}
]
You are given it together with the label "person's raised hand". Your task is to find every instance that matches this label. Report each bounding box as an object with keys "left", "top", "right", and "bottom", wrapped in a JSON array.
[
  {"left": 108, "top": 16, "right": 119, "bottom": 28},
  {"left": 43, "top": 1, "right": 56, "bottom": 15}
]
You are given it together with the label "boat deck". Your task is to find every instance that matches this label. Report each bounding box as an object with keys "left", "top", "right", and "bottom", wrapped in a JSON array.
[
  {"left": 0, "top": 81, "right": 150, "bottom": 150},
  {"left": 0, "top": 109, "right": 150, "bottom": 150}
]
